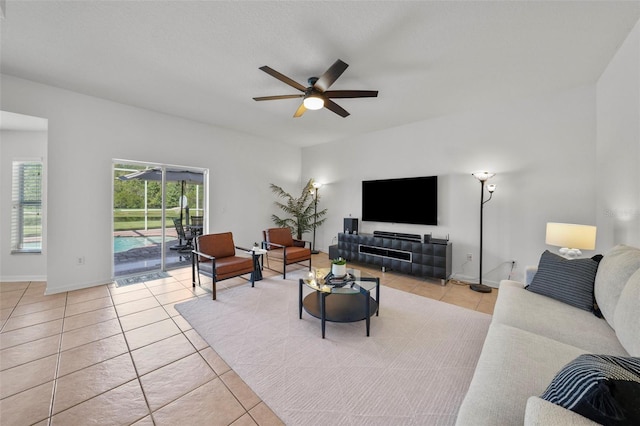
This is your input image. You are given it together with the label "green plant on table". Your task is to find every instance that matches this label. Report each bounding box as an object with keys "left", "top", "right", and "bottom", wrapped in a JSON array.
[{"left": 332, "top": 257, "right": 347, "bottom": 265}]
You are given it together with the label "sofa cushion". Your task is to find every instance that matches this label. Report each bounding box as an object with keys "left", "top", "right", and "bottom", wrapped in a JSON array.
[
  {"left": 540, "top": 354, "right": 640, "bottom": 425},
  {"left": 527, "top": 250, "right": 599, "bottom": 312},
  {"left": 494, "top": 281, "right": 628, "bottom": 355},
  {"left": 594, "top": 245, "right": 640, "bottom": 329},
  {"left": 614, "top": 268, "right": 640, "bottom": 356},
  {"left": 455, "top": 322, "right": 587, "bottom": 426}
]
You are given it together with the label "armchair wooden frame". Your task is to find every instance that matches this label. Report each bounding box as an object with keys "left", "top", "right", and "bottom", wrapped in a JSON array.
[{"left": 191, "top": 233, "right": 256, "bottom": 300}]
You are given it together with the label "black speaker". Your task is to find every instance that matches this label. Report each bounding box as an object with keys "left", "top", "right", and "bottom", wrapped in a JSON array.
[{"left": 344, "top": 218, "right": 358, "bottom": 234}]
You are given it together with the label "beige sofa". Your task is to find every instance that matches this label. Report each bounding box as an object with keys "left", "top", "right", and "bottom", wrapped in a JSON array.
[{"left": 456, "top": 244, "right": 640, "bottom": 425}]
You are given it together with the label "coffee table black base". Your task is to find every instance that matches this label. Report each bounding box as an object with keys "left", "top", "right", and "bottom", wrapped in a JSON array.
[
  {"left": 303, "top": 292, "right": 378, "bottom": 322},
  {"left": 302, "top": 291, "right": 379, "bottom": 338}
]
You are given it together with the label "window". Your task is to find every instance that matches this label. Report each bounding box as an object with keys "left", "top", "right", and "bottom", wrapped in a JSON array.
[{"left": 11, "top": 160, "right": 43, "bottom": 253}]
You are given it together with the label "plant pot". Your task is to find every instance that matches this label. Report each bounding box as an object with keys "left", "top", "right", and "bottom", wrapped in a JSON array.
[{"left": 331, "top": 263, "right": 347, "bottom": 278}]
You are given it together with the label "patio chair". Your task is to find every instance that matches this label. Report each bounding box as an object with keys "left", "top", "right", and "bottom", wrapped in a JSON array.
[
  {"left": 192, "top": 232, "right": 255, "bottom": 300},
  {"left": 262, "top": 228, "right": 312, "bottom": 279},
  {"left": 189, "top": 215, "right": 204, "bottom": 238},
  {"left": 171, "top": 218, "right": 195, "bottom": 253}
]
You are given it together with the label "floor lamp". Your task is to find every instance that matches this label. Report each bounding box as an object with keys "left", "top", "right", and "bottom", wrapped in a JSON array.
[
  {"left": 471, "top": 172, "right": 496, "bottom": 293},
  {"left": 311, "top": 181, "right": 322, "bottom": 254}
]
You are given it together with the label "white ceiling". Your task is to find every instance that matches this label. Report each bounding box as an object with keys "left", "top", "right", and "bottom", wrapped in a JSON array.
[{"left": 1, "top": 1, "right": 639, "bottom": 146}]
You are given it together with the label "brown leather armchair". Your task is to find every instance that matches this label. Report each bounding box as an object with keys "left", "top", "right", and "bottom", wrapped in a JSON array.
[
  {"left": 262, "top": 228, "right": 312, "bottom": 279},
  {"left": 192, "top": 232, "right": 256, "bottom": 300}
]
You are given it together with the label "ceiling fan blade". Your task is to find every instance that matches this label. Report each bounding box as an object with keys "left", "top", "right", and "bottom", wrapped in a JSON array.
[
  {"left": 314, "top": 59, "right": 348, "bottom": 92},
  {"left": 253, "top": 94, "right": 304, "bottom": 101},
  {"left": 323, "top": 90, "right": 379, "bottom": 99},
  {"left": 324, "top": 99, "right": 350, "bottom": 118},
  {"left": 293, "top": 103, "right": 307, "bottom": 118},
  {"left": 259, "top": 66, "right": 306, "bottom": 92}
]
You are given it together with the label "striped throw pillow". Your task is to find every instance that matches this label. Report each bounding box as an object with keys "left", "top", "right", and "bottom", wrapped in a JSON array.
[
  {"left": 541, "top": 354, "right": 640, "bottom": 425},
  {"left": 527, "top": 250, "right": 598, "bottom": 311}
]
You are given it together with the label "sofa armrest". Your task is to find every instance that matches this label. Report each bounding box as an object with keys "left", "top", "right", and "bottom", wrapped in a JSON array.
[
  {"left": 525, "top": 266, "right": 538, "bottom": 286},
  {"left": 524, "top": 397, "right": 599, "bottom": 426}
]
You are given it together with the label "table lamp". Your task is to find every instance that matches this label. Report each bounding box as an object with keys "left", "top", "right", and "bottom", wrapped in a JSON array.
[{"left": 545, "top": 222, "right": 597, "bottom": 258}]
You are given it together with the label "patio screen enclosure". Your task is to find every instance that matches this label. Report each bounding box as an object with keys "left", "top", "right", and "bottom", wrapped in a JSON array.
[{"left": 113, "top": 161, "right": 207, "bottom": 277}]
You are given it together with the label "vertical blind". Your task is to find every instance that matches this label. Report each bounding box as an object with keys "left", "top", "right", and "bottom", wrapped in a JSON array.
[{"left": 11, "top": 160, "right": 43, "bottom": 253}]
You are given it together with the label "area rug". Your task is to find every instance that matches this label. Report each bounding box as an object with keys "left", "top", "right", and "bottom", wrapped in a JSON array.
[
  {"left": 115, "top": 271, "right": 170, "bottom": 287},
  {"left": 175, "top": 271, "right": 491, "bottom": 425}
]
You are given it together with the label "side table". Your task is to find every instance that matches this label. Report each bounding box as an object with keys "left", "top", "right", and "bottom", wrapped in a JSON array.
[{"left": 246, "top": 247, "right": 267, "bottom": 282}]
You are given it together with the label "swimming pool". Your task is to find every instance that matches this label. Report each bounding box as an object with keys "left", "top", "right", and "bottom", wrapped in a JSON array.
[{"left": 113, "top": 236, "right": 166, "bottom": 253}]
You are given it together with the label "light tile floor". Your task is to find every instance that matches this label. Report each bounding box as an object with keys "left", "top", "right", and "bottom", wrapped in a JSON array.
[{"left": 0, "top": 253, "right": 497, "bottom": 425}]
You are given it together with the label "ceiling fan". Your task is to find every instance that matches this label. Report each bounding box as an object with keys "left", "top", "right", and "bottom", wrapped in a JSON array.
[{"left": 253, "top": 59, "right": 378, "bottom": 118}]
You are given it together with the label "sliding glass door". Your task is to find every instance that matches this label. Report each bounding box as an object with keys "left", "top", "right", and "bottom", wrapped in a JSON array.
[{"left": 113, "top": 160, "right": 206, "bottom": 277}]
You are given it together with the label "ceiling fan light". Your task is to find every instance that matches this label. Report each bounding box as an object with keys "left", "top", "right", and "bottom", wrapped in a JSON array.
[{"left": 303, "top": 95, "right": 324, "bottom": 110}]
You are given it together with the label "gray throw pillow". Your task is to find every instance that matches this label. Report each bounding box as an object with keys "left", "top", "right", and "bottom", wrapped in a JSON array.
[{"left": 526, "top": 250, "right": 598, "bottom": 311}]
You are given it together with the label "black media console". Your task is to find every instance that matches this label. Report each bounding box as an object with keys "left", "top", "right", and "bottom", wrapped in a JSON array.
[{"left": 337, "top": 232, "right": 452, "bottom": 285}]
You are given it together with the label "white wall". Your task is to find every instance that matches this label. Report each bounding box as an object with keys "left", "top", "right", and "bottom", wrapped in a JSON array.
[
  {"left": 302, "top": 85, "right": 598, "bottom": 286},
  {"left": 5, "top": 14, "right": 638, "bottom": 292},
  {"left": 0, "top": 129, "right": 48, "bottom": 281},
  {"left": 596, "top": 18, "right": 640, "bottom": 248},
  {"left": 0, "top": 75, "right": 301, "bottom": 293}
]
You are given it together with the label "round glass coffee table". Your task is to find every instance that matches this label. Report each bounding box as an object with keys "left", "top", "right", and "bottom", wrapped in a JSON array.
[{"left": 299, "top": 267, "right": 380, "bottom": 338}]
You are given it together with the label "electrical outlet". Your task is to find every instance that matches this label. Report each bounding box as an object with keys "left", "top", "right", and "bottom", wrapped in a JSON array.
[
  {"left": 466, "top": 253, "right": 473, "bottom": 261},
  {"left": 76, "top": 256, "right": 85, "bottom": 265}
]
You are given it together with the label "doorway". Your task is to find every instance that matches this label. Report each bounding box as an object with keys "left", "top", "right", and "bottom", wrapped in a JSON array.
[{"left": 112, "top": 160, "right": 207, "bottom": 277}]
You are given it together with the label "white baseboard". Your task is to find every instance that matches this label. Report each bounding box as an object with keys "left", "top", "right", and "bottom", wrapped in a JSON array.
[
  {"left": 0, "top": 275, "right": 47, "bottom": 282},
  {"left": 44, "top": 278, "right": 113, "bottom": 295}
]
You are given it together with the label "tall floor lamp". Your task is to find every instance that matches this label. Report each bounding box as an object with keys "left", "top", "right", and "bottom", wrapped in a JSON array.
[
  {"left": 471, "top": 172, "right": 496, "bottom": 293},
  {"left": 311, "top": 181, "right": 322, "bottom": 254}
]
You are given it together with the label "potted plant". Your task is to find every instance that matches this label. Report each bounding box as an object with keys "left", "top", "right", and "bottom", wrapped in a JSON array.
[
  {"left": 331, "top": 257, "right": 347, "bottom": 277},
  {"left": 269, "top": 179, "right": 327, "bottom": 240}
]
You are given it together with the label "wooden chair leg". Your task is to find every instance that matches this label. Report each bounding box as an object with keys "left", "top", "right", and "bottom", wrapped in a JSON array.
[{"left": 212, "top": 278, "right": 217, "bottom": 300}]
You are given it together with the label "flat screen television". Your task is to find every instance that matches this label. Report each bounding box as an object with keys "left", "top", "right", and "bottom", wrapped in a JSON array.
[{"left": 362, "top": 176, "right": 437, "bottom": 225}]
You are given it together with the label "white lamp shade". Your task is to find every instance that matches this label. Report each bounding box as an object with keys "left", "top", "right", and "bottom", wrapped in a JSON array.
[
  {"left": 472, "top": 172, "right": 495, "bottom": 182},
  {"left": 545, "top": 222, "right": 597, "bottom": 250}
]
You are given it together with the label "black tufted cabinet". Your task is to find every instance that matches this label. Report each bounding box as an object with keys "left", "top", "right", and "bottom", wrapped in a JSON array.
[{"left": 337, "top": 233, "right": 452, "bottom": 284}]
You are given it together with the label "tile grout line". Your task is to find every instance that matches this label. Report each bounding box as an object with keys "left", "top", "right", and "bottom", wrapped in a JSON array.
[
  {"left": 110, "top": 278, "right": 158, "bottom": 425},
  {"left": 0, "top": 281, "right": 61, "bottom": 425},
  {"left": 0, "top": 284, "right": 30, "bottom": 334},
  {"left": 46, "top": 280, "right": 67, "bottom": 426},
  {"left": 121, "top": 276, "right": 222, "bottom": 422},
  {"left": 160, "top": 275, "right": 271, "bottom": 424}
]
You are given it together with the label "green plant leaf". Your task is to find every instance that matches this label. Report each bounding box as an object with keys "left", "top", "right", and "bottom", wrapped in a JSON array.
[{"left": 269, "top": 179, "right": 327, "bottom": 240}]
